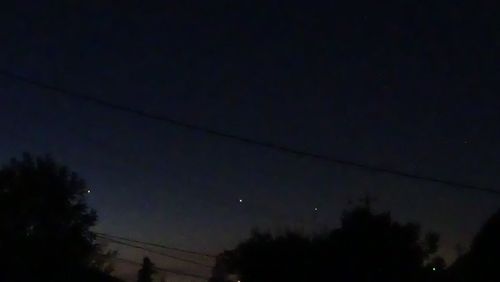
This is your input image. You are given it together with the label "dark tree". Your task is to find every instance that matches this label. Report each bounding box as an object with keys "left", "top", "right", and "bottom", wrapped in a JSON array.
[
  {"left": 137, "top": 257, "right": 156, "bottom": 282},
  {"left": 0, "top": 154, "right": 102, "bottom": 281},
  {"left": 448, "top": 208, "right": 500, "bottom": 282},
  {"left": 211, "top": 205, "right": 441, "bottom": 282},
  {"left": 319, "top": 206, "right": 441, "bottom": 282}
]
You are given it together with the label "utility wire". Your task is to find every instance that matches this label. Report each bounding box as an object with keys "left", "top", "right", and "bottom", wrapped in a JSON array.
[
  {"left": 111, "top": 256, "right": 210, "bottom": 280},
  {"left": 96, "top": 235, "right": 214, "bottom": 268},
  {"left": 1, "top": 70, "right": 498, "bottom": 196},
  {"left": 95, "top": 232, "right": 216, "bottom": 258}
]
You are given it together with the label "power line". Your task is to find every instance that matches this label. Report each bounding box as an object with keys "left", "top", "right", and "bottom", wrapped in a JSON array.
[
  {"left": 96, "top": 235, "right": 214, "bottom": 268},
  {"left": 97, "top": 235, "right": 213, "bottom": 268},
  {"left": 1, "top": 69, "right": 498, "bottom": 196},
  {"left": 96, "top": 232, "right": 216, "bottom": 258},
  {"left": 111, "top": 256, "right": 210, "bottom": 280}
]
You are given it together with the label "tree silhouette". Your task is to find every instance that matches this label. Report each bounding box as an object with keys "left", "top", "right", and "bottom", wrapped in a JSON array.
[
  {"left": 0, "top": 154, "right": 113, "bottom": 281},
  {"left": 323, "top": 206, "right": 440, "bottom": 282},
  {"left": 211, "top": 205, "right": 441, "bottom": 282},
  {"left": 137, "top": 257, "right": 156, "bottom": 282},
  {"left": 448, "top": 208, "right": 500, "bottom": 282}
]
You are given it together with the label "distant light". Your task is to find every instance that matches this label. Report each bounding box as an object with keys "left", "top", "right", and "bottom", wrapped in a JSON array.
[
  {"left": 314, "top": 208, "right": 318, "bottom": 211},
  {"left": 87, "top": 189, "right": 91, "bottom": 194},
  {"left": 432, "top": 267, "right": 436, "bottom": 271},
  {"left": 239, "top": 199, "right": 243, "bottom": 203}
]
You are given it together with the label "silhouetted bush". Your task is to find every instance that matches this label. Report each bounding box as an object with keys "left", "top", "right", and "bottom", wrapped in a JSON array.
[
  {"left": 211, "top": 205, "right": 442, "bottom": 282},
  {"left": 0, "top": 153, "right": 120, "bottom": 281}
]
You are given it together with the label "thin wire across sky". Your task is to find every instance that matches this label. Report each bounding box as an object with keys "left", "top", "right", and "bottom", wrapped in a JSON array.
[{"left": 0, "top": 69, "right": 498, "bottom": 196}]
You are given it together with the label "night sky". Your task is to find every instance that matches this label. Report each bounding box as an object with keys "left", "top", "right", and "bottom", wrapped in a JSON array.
[{"left": 1, "top": 1, "right": 499, "bottom": 281}]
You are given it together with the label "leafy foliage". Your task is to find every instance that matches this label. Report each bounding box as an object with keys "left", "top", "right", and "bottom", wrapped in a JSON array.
[
  {"left": 212, "top": 206, "right": 441, "bottom": 282},
  {"left": 448, "top": 208, "right": 500, "bottom": 282},
  {"left": 0, "top": 154, "right": 111, "bottom": 281}
]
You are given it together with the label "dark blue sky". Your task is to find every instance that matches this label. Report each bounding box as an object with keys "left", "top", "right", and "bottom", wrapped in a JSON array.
[{"left": 1, "top": 1, "right": 499, "bottom": 281}]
